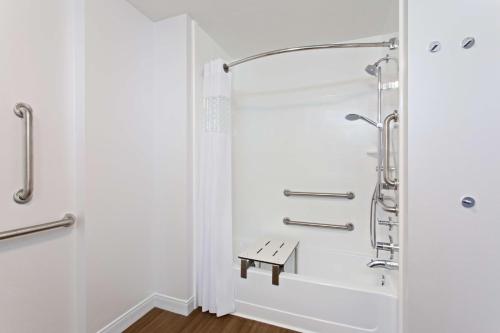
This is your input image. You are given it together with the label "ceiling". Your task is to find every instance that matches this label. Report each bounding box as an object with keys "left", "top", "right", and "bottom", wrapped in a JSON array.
[{"left": 127, "top": 0, "right": 398, "bottom": 58}]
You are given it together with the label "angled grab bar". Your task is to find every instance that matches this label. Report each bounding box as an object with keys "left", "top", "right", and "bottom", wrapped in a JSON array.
[
  {"left": 13, "top": 103, "right": 34, "bottom": 204},
  {"left": 383, "top": 110, "right": 399, "bottom": 188},
  {"left": 0, "top": 214, "right": 76, "bottom": 241}
]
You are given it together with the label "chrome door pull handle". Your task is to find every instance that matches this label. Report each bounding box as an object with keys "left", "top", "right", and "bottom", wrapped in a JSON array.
[{"left": 13, "top": 103, "right": 33, "bottom": 204}]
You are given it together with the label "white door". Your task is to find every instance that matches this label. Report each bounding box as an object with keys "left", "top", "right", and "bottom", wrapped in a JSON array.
[{"left": 0, "top": 1, "right": 78, "bottom": 332}]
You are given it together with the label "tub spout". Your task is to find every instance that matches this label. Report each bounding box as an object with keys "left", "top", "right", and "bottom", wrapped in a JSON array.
[{"left": 367, "top": 259, "right": 399, "bottom": 270}]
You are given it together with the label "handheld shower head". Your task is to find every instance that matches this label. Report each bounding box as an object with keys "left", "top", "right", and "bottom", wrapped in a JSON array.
[
  {"left": 345, "top": 113, "right": 378, "bottom": 127},
  {"left": 345, "top": 113, "right": 361, "bottom": 121}
]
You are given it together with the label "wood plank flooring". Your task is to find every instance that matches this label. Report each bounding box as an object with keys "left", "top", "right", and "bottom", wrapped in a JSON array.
[{"left": 124, "top": 308, "right": 298, "bottom": 333}]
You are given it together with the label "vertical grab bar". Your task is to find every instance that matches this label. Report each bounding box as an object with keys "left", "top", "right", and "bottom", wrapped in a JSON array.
[
  {"left": 370, "top": 184, "right": 378, "bottom": 248},
  {"left": 13, "top": 103, "right": 33, "bottom": 204},
  {"left": 383, "top": 110, "right": 398, "bottom": 188}
]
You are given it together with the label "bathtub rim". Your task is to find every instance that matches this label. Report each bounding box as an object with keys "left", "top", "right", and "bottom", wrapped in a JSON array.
[{"left": 233, "top": 264, "right": 398, "bottom": 298}]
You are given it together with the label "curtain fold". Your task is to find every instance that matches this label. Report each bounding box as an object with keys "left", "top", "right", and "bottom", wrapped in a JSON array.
[{"left": 196, "top": 59, "right": 234, "bottom": 316}]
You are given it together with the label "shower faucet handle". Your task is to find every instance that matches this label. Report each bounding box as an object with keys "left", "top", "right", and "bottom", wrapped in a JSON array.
[
  {"left": 382, "top": 182, "right": 397, "bottom": 190},
  {"left": 378, "top": 218, "right": 399, "bottom": 230},
  {"left": 376, "top": 240, "right": 400, "bottom": 260}
]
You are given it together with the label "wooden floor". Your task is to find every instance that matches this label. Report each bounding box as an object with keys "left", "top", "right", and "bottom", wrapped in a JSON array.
[{"left": 124, "top": 308, "right": 297, "bottom": 333}]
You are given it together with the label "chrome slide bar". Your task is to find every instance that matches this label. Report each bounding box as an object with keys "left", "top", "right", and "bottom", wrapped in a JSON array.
[
  {"left": 284, "top": 189, "right": 354, "bottom": 199},
  {"left": 283, "top": 217, "right": 354, "bottom": 231},
  {"left": 224, "top": 38, "right": 398, "bottom": 72},
  {"left": 383, "top": 110, "right": 399, "bottom": 188},
  {"left": 13, "top": 103, "right": 34, "bottom": 204},
  {"left": 0, "top": 214, "right": 76, "bottom": 241}
]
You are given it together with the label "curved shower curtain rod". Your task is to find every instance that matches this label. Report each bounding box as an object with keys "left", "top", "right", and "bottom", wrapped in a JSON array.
[{"left": 223, "top": 37, "right": 398, "bottom": 72}]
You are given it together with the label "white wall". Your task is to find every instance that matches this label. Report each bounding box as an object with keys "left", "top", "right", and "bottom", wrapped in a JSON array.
[
  {"left": 231, "top": 34, "right": 398, "bottom": 280},
  {"left": 152, "top": 14, "right": 194, "bottom": 300},
  {"left": 0, "top": 2, "right": 199, "bottom": 331},
  {"left": 405, "top": 1, "right": 500, "bottom": 332},
  {"left": 0, "top": 5, "right": 223, "bottom": 330},
  {"left": 0, "top": 0, "right": 78, "bottom": 332},
  {"left": 84, "top": 0, "right": 157, "bottom": 331},
  {"left": 85, "top": 8, "right": 199, "bottom": 330}
]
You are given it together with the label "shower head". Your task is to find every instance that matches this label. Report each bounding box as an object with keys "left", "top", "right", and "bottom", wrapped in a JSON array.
[
  {"left": 345, "top": 113, "right": 378, "bottom": 127},
  {"left": 365, "top": 55, "right": 399, "bottom": 76},
  {"left": 365, "top": 64, "right": 379, "bottom": 76}
]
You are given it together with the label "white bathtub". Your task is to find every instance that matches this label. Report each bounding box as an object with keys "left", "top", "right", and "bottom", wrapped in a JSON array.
[{"left": 233, "top": 250, "right": 397, "bottom": 333}]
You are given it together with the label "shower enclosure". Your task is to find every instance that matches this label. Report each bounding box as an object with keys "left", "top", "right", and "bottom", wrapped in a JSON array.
[{"left": 229, "top": 34, "right": 400, "bottom": 332}]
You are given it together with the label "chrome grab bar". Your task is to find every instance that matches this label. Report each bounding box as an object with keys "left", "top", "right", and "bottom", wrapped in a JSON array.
[
  {"left": 13, "top": 103, "right": 34, "bottom": 204},
  {"left": 370, "top": 184, "right": 378, "bottom": 248},
  {"left": 383, "top": 110, "right": 398, "bottom": 188},
  {"left": 284, "top": 189, "right": 355, "bottom": 199},
  {"left": 0, "top": 214, "right": 76, "bottom": 241},
  {"left": 283, "top": 217, "right": 354, "bottom": 231}
]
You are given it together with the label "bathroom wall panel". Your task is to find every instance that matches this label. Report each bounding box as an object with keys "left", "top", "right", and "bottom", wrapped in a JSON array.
[
  {"left": 86, "top": 10, "right": 206, "bottom": 330},
  {"left": 0, "top": 0, "right": 78, "bottom": 332},
  {"left": 152, "top": 14, "right": 195, "bottom": 301},
  {"left": 406, "top": 0, "right": 500, "bottom": 332},
  {"left": 85, "top": 0, "right": 158, "bottom": 331}
]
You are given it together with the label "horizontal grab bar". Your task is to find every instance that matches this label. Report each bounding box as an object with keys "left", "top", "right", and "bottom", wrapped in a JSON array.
[
  {"left": 283, "top": 217, "right": 354, "bottom": 231},
  {"left": 0, "top": 213, "right": 76, "bottom": 241},
  {"left": 284, "top": 189, "right": 355, "bottom": 199}
]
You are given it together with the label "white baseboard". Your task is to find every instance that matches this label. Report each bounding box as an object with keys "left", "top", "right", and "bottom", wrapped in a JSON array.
[
  {"left": 97, "top": 293, "right": 195, "bottom": 333},
  {"left": 154, "top": 293, "right": 195, "bottom": 316}
]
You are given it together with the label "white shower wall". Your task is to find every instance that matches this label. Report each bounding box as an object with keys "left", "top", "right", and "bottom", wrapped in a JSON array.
[{"left": 232, "top": 34, "right": 398, "bottom": 280}]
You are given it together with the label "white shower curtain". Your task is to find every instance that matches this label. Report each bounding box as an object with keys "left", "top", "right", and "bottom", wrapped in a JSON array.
[{"left": 196, "top": 59, "right": 235, "bottom": 316}]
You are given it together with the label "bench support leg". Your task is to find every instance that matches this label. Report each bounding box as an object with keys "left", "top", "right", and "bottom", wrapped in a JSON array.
[
  {"left": 272, "top": 264, "right": 283, "bottom": 286},
  {"left": 240, "top": 259, "right": 254, "bottom": 279}
]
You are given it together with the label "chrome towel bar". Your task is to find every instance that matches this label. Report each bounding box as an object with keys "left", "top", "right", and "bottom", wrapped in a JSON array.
[
  {"left": 284, "top": 189, "right": 355, "bottom": 199},
  {"left": 283, "top": 217, "right": 354, "bottom": 231},
  {"left": 0, "top": 214, "right": 76, "bottom": 241}
]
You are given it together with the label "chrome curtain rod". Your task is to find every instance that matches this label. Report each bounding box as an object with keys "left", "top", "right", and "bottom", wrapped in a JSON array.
[
  {"left": 223, "top": 37, "right": 398, "bottom": 72},
  {"left": 0, "top": 214, "right": 76, "bottom": 241}
]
